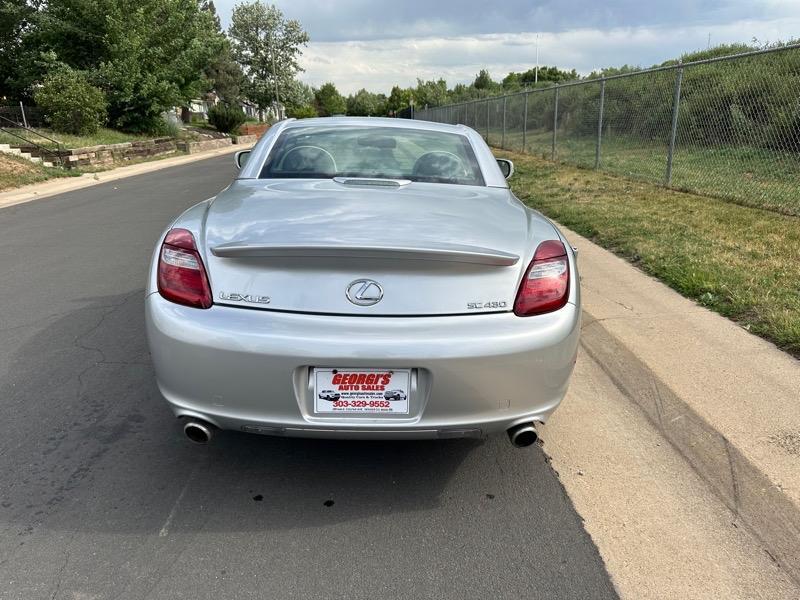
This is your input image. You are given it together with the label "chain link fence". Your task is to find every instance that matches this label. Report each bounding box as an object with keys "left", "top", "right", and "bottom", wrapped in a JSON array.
[
  {"left": 413, "top": 44, "right": 800, "bottom": 216},
  {"left": 0, "top": 104, "right": 46, "bottom": 128}
]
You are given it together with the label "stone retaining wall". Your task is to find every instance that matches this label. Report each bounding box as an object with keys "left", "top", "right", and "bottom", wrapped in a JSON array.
[
  {"left": 61, "top": 138, "right": 177, "bottom": 168},
  {"left": 175, "top": 138, "right": 232, "bottom": 154},
  {"left": 232, "top": 134, "right": 257, "bottom": 145}
]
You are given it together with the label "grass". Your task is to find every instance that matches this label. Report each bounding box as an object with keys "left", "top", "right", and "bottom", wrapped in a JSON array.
[
  {"left": 0, "top": 127, "right": 152, "bottom": 150},
  {"left": 0, "top": 153, "right": 77, "bottom": 191},
  {"left": 498, "top": 148, "right": 800, "bottom": 357},
  {"left": 491, "top": 130, "right": 800, "bottom": 216}
]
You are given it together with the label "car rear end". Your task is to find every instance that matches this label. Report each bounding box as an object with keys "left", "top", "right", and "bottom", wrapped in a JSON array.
[{"left": 145, "top": 118, "right": 580, "bottom": 445}]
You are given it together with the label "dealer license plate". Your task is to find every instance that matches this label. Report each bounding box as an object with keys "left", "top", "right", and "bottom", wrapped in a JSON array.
[{"left": 313, "top": 368, "right": 411, "bottom": 415}]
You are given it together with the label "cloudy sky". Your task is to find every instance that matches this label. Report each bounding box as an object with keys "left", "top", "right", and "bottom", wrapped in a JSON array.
[{"left": 212, "top": 0, "right": 800, "bottom": 94}]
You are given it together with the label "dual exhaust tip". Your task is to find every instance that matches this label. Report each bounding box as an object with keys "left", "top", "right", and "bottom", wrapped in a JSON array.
[
  {"left": 184, "top": 420, "right": 215, "bottom": 444},
  {"left": 507, "top": 422, "right": 539, "bottom": 448},
  {"left": 182, "top": 419, "right": 538, "bottom": 448}
]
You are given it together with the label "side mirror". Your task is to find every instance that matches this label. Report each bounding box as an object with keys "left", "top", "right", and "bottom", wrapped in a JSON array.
[
  {"left": 234, "top": 150, "right": 251, "bottom": 170},
  {"left": 496, "top": 158, "right": 514, "bottom": 180}
]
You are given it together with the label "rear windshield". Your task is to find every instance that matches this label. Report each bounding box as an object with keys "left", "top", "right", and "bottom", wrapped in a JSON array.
[{"left": 259, "top": 125, "right": 485, "bottom": 186}]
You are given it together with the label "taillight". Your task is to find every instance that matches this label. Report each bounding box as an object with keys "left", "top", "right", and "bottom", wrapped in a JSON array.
[
  {"left": 514, "top": 240, "right": 570, "bottom": 316},
  {"left": 157, "top": 228, "right": 212, "bottom": 309}
]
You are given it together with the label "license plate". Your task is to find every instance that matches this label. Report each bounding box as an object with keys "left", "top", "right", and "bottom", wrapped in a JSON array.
[{"left": 313, "top": 368, "right": 411, "bottom": 415}]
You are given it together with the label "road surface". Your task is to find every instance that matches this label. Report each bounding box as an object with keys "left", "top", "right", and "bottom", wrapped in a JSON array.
[{"left": 0, "top": 155, "right": 617, "bottom": 599}]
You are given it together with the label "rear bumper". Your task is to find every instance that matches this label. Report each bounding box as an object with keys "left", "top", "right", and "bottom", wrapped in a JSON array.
[{"left": 145, "top": 294, "right": 580, "bottom": 439}]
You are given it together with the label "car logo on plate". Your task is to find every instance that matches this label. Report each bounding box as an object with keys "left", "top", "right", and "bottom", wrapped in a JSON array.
[{"left": 346, "top": 279, "right": 384, "bottom": 306}]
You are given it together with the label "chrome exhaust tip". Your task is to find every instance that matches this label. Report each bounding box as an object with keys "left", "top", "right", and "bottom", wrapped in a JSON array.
[
  {"left": 507, "top": 423, "right": 538, "bottom": 448},
  {"left": 183, "top": 420, "right": 214, "bottom": 444}
]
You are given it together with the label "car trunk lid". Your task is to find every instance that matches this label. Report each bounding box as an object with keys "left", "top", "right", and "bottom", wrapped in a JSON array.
[{"left": 201, "top": 179, "right": 547, "bottom": 316}]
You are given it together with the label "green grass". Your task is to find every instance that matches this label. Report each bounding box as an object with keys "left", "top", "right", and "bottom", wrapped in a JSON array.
[
  {"left": 0, "top": 127, "right": 151, "bottom": 150},
  {"left": 499, "top": 148, "right": 800, "bottom": 357},
  {"left": 0, "top": 153, "right": 77, "bottom": 191},
  {"left": 491, "top": 130, "right": 800, "bottom": 216}
]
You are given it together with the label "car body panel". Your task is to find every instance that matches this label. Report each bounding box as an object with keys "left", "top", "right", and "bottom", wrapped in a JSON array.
[{"left": 145, "top": 294, "right": 579, "bottom": 438}]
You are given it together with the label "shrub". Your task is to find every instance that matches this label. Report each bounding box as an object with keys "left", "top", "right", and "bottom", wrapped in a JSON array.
[
  {"left": 34, "top": 68, "right": 107, "bottom": 135},
  {"left": 151, "top": 118, "right": 181, "bottom": 139},
  {"left": 207, "top": 103, "right": 246, "bottom": 133},
  {"left": 287, "top": 105, "right": 318, "bottom": 119}
]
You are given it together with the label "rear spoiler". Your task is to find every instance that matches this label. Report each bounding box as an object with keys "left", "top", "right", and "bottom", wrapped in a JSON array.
[{"left": 210, "top": 242, "right": 519, "bottom": 266}]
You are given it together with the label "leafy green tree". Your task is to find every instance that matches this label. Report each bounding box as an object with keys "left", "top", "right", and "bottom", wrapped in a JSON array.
[
  {"left": 0, "top": 0, "right": 36, "bottom": 98},
  {"left": 14, "top": 0, "right": 223, "bottom": 132},
  {"left": 282, "top": 79, "right": 314, "bottom": 114},
  {"left": 34, "top": 67, "right": 107, "bottom": 134},
  {"left": 229, "top": 1, "right": 309, "bottom": 119},
  {"left": 473, "top": 69, "right": 493, "bottom": 90},
  {"left": 346, "top": 88, "right": 385, "bottom": 116},
  {"left": 413, "top": 78, "right": 448, "bottom": 108},
  {"left": 205, "top": 45, "right": 246, "bottom": 103},
  {"left": 386, "top": 85, "right": 412, "bottom": 114},
  {"left": 314, "top": 82, "right": 346, "bottom": 116}
]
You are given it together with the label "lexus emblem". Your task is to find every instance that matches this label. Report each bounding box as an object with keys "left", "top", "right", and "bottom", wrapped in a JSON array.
[{"left": 346, "top": 279, "right": 384, "bottom": 306}]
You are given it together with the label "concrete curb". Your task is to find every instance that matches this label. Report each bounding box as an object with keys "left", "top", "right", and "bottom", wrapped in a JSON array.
[
  {"left": 557, "top": 220, "right": 800, "bottom": 581},
  {"left": 0, "top": 142, "right": 253, "bottom": 210},
  {"left": 578, "top": 277, "right": 800, "bottom": 584}
]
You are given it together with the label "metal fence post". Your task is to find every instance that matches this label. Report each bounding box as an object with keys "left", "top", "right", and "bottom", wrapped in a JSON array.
[
  {"left": 665, "top": 65, "right": 683, "bottom": 185},
  {"left": 501, "top": 96, "right": 507, "bottom": 148},
  {"left": 522, "top": 92, "right": 528, "bottom": 153},
  {"left": 552, "top": 86, "right": 559, "bottom": 160},
  {"left": 595, "top": 78, "right": 605, "bottom": 169},
  {"left": 19, "top": 101, "right": 28, "bottom": 129},
  {"left": 486, "top": 99, "right": 490, "bottom": 141}
]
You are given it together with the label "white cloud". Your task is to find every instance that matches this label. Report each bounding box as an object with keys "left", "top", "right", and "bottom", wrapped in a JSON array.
[{"left": 297, "top": 17, "right": 800, "bottom": 94}]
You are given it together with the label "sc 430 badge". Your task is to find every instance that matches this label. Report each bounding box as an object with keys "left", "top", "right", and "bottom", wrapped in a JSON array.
[{"left": 467, "top": 301, "right": 508, "bottom": 310}]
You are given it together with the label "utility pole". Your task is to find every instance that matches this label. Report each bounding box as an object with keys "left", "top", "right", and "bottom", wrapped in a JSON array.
[
  {"left": 535, "top": 33, "right": 540, "bottom": 85},
  {"left": 270, "top": 32, "right": 281, "bottom": 120}
]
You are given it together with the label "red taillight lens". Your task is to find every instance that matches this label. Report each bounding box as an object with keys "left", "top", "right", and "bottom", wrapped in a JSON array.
[
  {"left": 514, "top": 240, "right": 570, "bottom": 316},
  {"left": 157, "top": 228, "right": 212, "bottom": 309}
]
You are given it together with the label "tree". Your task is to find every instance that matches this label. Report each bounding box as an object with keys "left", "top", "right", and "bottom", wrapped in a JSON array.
[
  {"left": 386, "top": 85, "right": 412, "bottom": 114},
  {"left": 414, "top": 78, "right": 448, "bottom": 108},
  {"left": 229, "top": 1, "right": 309, "bottom": 119},
  {"left": 205, "top": 45, "right": 245, "bottom": 104},
  {"left": 346, "top": 88, "right": 384, "bottom": 116},
  {"left": 314, "top": 82, "right": 346, "bottom": 116},
  {"left": 0, "top": 0, "right": 36, "bottom": 98},
  {"left": 202, "top": 2, "right": 244, "bottom": 104},
  {"left": 473, "top": 69, "right": 493, "bottom": 90},
  {"left": 282, "top": 79, "right": 314, "bottom": 112},
  {"left": 12, "top": 0, "right": 224, "bottom": 132}
]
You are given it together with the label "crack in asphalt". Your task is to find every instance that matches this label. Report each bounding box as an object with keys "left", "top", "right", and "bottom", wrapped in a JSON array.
[{"left": 49, "top": 548, "right": 70, "bottom": 600}]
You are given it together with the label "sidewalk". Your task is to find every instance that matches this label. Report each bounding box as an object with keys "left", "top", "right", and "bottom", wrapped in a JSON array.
[
  {"left": 542, "top": 348, "right": 798, "bottom": 599},
  {"left": 0, "top": 142, "right": 252, "bottom": 210},
  {"left": 563, "top": 224, "right": 800, "bottom": 584}
]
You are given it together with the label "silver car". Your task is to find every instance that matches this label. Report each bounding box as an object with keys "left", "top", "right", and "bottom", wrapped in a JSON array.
[{"left": 145, "top": 117, "right": 580, "bottom": 447}]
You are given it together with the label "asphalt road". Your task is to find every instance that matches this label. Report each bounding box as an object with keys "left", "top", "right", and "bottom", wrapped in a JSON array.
[{"left": 0, "top": 155, "right": 618, "bottom": 600}]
